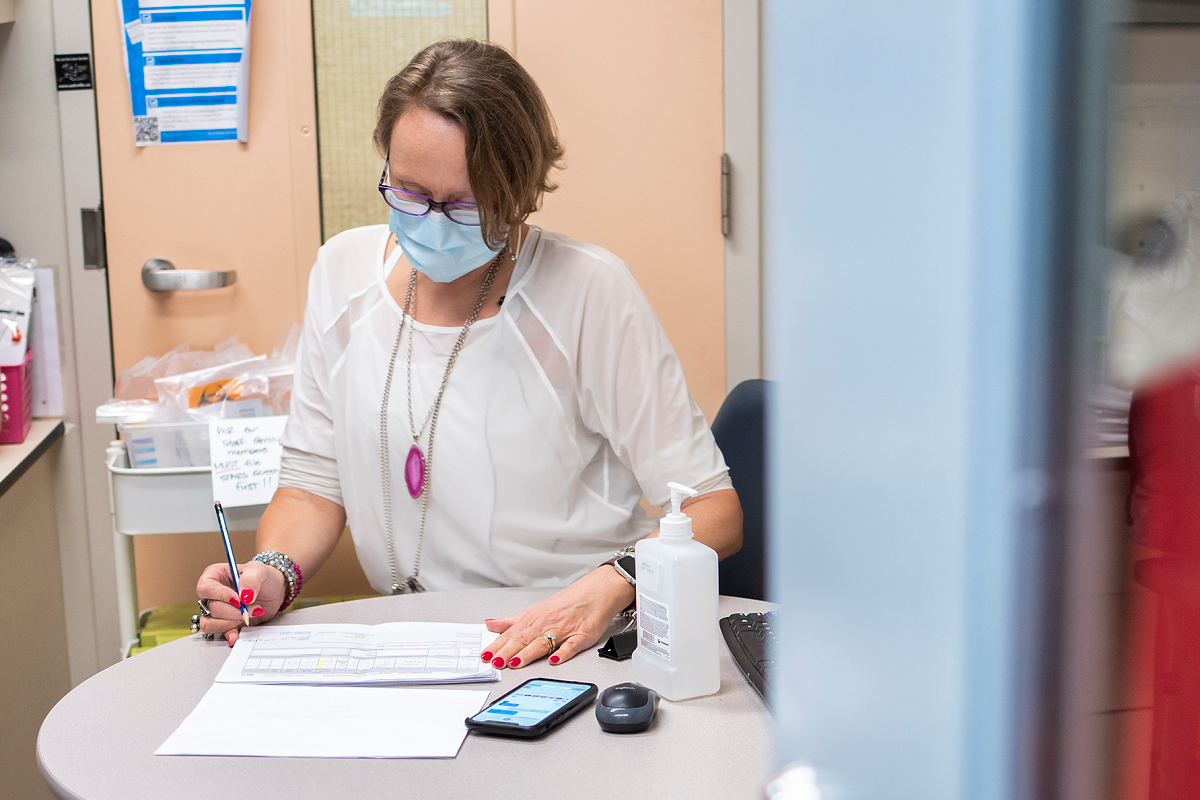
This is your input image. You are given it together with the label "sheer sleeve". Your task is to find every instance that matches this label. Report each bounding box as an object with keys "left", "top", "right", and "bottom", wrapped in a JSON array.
[
  {"left": 279, "top": 250, "right": 344, "bottom": 507},
  {"left": 569, "top": 249, "right": 732, "bottom": 509}
]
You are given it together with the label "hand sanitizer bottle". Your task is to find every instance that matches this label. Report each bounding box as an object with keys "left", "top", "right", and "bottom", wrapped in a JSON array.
[{"left": 631, "top": 482, "right": 721, "bottom": 700}]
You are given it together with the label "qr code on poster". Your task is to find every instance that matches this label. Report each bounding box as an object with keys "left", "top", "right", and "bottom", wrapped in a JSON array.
[{"left": 133, "top": 115, "right": 160, "bottom": 145}]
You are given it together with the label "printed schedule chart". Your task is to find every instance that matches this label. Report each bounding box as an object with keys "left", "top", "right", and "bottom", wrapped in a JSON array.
[{"left": 214, "top": 622, "right": 501, "bottom": 686}]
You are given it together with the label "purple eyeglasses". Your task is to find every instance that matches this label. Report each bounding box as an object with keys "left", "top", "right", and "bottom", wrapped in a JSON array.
[{"left": 378, "top": 163, "right": 481, "bottom": 226}]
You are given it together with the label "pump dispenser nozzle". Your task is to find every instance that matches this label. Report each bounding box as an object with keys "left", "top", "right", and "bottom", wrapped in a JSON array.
[{"left": 660, "top": 482, "right": 700, "bottom": 539}]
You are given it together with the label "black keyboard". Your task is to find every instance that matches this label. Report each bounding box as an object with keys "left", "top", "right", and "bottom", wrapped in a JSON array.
[{"left": 720, "top": 611, "right": 776, "bottom": 702}]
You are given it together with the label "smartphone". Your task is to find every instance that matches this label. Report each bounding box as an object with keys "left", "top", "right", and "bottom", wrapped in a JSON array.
[{"left": 465, "top": 677, "right": 598, "bottom": 738}]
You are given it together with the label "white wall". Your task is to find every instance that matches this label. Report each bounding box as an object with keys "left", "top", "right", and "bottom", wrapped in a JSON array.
[
  {"left": 723, "top": 0, "right": 763, "bottom": 390},
  {"left": 0, "top": 6, "right": 70, "bottom": 262},
  {"left": 0, "top": 0, "right": 122, "bottom": 682}
]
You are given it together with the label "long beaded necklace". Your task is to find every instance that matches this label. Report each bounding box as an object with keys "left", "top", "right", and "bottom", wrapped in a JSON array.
[{"left": 379, "top": 236, "right": 516, "bottom": 594}]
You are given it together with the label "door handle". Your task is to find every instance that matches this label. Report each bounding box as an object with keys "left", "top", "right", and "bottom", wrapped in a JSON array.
[
  {"left": 81, "top": 207, "right": 107, "bottom": 270},
  {"left": 141, "top": 258, "right": 237, "bottom": 292}
]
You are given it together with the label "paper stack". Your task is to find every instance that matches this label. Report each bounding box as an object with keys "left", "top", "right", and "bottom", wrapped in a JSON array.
[
  {"left": 158, "top": 622, "right": 499, "bottom": 759},
  {"left": 215, "top": 621, "right": 501, "bottom": 686}
]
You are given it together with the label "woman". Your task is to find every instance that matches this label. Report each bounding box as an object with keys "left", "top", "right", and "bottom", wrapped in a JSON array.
[{"left": 196, "top": 39, "right": 742, "bottom": 670}]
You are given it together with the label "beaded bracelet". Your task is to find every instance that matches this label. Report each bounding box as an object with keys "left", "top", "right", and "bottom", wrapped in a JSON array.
[
  {"left": 284, "top": 561, "right": 303, "bottom": 612},
  {"left": 253, "top": 551, "right": 301, "bottom": 612}
]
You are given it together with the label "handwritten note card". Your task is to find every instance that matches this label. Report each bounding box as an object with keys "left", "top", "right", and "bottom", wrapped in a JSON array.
[{"left": 208, "top": 416, "right": 288, "bottom": 508}]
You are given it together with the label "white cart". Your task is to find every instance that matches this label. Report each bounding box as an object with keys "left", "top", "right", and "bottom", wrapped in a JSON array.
[{"left": 106, "top": 442, "right": 267, "bottom": 654}]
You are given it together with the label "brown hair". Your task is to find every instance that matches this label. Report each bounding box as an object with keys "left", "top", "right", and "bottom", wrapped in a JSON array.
[{"left": 374, "top": 39, "right": 566, "bottom": 248}]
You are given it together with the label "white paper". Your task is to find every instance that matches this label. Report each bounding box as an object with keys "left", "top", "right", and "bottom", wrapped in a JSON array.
[
  {"left": 31, "top": 269, "right": 64, "bottom": 417},
  {"left": 0, "top": 266, "right": 33, "bottom": 367},
  {"left": 123, "top": 19, "right": 144, "bottom": 44},
  {"left": 208, "top": 415, "right": 287, "bottom": 507},
  {"left": 215, "top": 622, "right": 501, "bottom": 685},
  {"left": 156, "top": 683, "right": 490, "bottom": 758}
]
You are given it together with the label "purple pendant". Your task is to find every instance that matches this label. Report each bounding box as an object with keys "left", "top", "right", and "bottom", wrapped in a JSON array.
[{"left": 405, "top": 445, "right": 426, "bottom": 498}]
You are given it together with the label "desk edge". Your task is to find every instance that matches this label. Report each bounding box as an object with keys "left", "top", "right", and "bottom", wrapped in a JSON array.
[{"left": 0, "top": 419, "right": 65, "bottom": 499}]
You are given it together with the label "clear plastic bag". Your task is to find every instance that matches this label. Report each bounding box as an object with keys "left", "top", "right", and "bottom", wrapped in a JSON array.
[
  {"left": 153, "top": 355, "right": 271, "bottom": 420},
  {"left": 267, "top": 368, "right": 294, "bottom": 416},
  {"left": 114, "top": 341, "right": 191, "bottom": 400},
  {"left": 102, "top": 328, "right": 299, "bottom": 468},
  {"left": 266, "top": 323, "right": 301, "bottom": 415},
  {"left": 95, "top": 398, "right": 184, "bottom": 425},
  {"left": 115, "top": 336, "right": 261, "bottom": 401},
  {"left": 0, "top": 264, "right": 36, "bottom": 367}
]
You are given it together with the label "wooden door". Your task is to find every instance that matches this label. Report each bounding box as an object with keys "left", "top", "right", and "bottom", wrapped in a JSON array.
[{"left": 91, "top": 1, "right": 320, "bottom": 364}]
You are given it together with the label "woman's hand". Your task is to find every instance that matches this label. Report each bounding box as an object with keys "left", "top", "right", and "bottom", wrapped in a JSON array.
[
  {"left": 482, "top": 566, "right": 634, "bottom": 669},
  {"left": 195, "top": 560, "right": 288, "bottom": 646}
]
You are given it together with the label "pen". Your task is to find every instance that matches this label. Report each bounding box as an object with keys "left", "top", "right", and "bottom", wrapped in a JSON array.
[{"left": 214, "top": 502, "right": 250, "bottom": 627}]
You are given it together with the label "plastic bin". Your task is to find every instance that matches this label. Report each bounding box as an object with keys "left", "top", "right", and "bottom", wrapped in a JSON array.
[
  {"left": 106, "top": 442, "right": 269, "bottom": 657},
  {"left": 0, "top": 350, "right": 33, "bottom": 444},
  {"left": 106, "top": 442, "right": 267, "bottom": 535},
  {"left": 118, "top": 420, "right": 210, "bottom": 469}
]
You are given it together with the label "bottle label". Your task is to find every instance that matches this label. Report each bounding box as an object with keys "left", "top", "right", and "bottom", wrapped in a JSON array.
[
  {"left": 638, "top": 554, "right": 660, "bottom": 594},
  {"left": 637, "top": 594, "right": 671, "bottom": 661}
]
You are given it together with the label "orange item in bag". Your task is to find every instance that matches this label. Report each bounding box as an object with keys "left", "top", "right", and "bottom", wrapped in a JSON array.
[{"left": 188, "top": 378, "right": 246, "bottom": 408}]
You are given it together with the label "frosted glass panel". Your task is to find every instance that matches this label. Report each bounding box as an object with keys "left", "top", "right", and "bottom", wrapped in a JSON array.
[{"left": 312, "top": 0, "right": 488, "bottom": 241}]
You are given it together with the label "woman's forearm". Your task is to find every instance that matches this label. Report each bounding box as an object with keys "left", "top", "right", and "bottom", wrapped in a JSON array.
[{"left": 255, "top": 487, "right": 348, "bottom": 581}]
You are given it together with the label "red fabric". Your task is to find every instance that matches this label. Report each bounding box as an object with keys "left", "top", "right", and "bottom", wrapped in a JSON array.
[{"left": 1129, "top": 357, "right": 1200, "bottom": 799}]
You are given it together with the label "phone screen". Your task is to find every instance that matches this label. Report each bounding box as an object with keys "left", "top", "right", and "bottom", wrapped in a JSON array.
[{"left": 470, "top": 680, "right": 592, "bottom": 728}]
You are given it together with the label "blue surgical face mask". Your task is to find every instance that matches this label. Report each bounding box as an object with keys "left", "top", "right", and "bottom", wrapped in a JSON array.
[{"left": 389, "top": 208, "right": 500, "bottom": 283}]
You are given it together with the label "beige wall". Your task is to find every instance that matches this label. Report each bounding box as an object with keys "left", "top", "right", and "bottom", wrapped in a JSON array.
[
  {"left": 134, "top": 528, "right": 375, "bottom": 609},
  {"left": 492, "top": 0, "right": 728, "bottom": 420},
  {"left": 0, "top": 446, "right": 72, "bottom": 800},
  {"left": 1110, "top": 29, "right": 1200, "bottom": 255}
]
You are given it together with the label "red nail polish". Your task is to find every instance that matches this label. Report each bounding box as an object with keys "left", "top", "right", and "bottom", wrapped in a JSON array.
[
  {"left": 252, "top": 607, "right": 264, "bottom": 617},
  {"left": 508, "top": 657, "right": 521, "bottom": 668},
  {"left": 481, "top": 651, "right": 493, "bottom": 661},
  {"left": 549, "top": 655, "right": 560, "bottom": 664},
  {"left": 241, "top": 588, "right": 254, "bottom": 604},
  {"left": 229, "top": 597, "right": 240, "bottom": 608},
  {"left": 491, "top": 657, "right": 504, "bottom": 668}
]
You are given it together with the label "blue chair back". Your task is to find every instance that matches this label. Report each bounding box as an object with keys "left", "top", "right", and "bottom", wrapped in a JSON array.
[{"left": 711, "top": 379, "right": 770, "bottom": 600}]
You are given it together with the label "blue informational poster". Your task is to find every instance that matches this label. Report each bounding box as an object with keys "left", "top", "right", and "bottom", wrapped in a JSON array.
[{"left": 116, "top": 0, "right": 252, "bottom": 146}]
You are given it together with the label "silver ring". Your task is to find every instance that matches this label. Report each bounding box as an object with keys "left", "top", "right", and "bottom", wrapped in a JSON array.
[
  {"left": 190, "top": 618, "right": 200, "bottom": 634},
  {"left": 542, "top": 632, "right": 557, "bottom": 654},
  {"left": 197, "top": 598, "right": 212, "bottom": 617},
  {"left": 202, "top": 632, "right": 215, "bottom": 640}
]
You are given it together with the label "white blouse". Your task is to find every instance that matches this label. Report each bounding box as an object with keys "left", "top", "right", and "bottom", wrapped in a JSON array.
[{"left": 279, "top": 224, "right": 732, "bottom": 593}]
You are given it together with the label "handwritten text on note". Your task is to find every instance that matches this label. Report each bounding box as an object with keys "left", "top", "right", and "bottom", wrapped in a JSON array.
[{"left": 208, "top": 416, "right": 289, "bottom": 508}]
